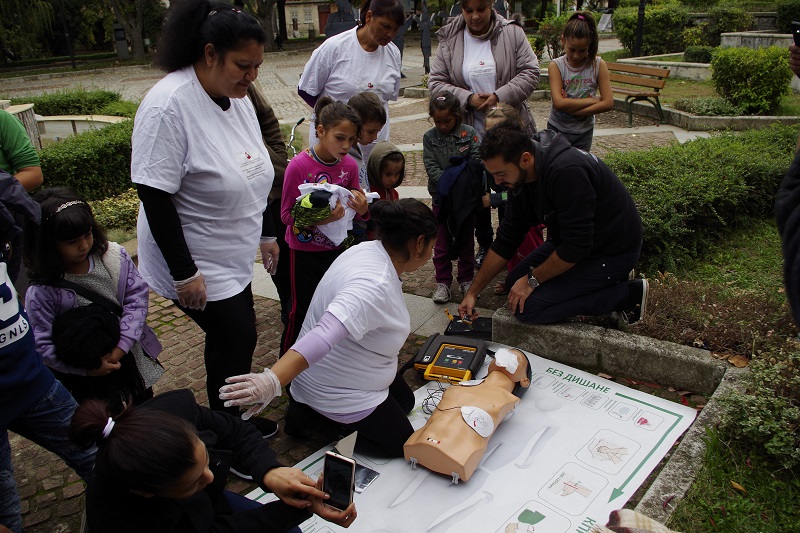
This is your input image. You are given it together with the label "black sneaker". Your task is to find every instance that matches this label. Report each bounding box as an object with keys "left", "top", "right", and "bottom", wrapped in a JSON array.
[
  {"left": 247, "top": 416, "right": 279, "bottom": 439},
  {"left": 475, "top": 247, "right": 489, "bottom": 269},
  {"left": 624, "top": 278, "right": 649, "bottom": 325}
]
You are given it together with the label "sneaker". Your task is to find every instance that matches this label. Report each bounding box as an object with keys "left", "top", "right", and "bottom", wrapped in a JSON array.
[
  {"left": 432, "top": 283, "right": 451, "bottom": 304},
  {"left": 475, "top": 247, "right": 488, "bottom": 269},
  {"left": 625, "top": 278, "right": 649, "bottom": 325},
  {"left": 459, "top": 281, "right": 472, "bottom": 295},
  {"left": 247, "top": 416, "right": 279, "bottom": 439},
  {"left": 229, "top": 464, "right": 253, "bottom": 481}
]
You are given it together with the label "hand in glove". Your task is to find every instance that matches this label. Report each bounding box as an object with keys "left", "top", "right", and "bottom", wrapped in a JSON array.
[
  {"left": 219, "top": 368, "right": 282, "bottom": 420},
  {"left": 260, "top": 236, "right": 279, "bottom": 275},
  {"left": 174, "top": 270, "right": 207, "bottom": 310}
]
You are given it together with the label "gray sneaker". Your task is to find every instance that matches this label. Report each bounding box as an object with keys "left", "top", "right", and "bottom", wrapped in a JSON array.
[
  {"left": 459, "top": 281, "right": 472, "bottom": 295},
  {"left": 432, "top": 283, "right": 451, "bottom": 304}
]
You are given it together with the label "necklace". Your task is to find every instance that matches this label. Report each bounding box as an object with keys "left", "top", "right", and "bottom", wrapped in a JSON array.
[{"left": 310, "top": 146, "right": 339, "bottom": 166}]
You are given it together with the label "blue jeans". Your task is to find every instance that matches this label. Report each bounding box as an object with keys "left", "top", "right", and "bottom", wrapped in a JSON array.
[{"left": 1, "top": 380, "right": 97, "bottom": 533}]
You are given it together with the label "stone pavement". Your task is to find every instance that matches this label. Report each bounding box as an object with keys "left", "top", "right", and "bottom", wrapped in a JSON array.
[{"left": 3, "top": 34, "right": 713, "bottom": 532}]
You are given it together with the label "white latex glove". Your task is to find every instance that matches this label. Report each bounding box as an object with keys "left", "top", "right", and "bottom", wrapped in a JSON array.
[
  {"left": 174, "top": 270, "right": 207, "bottom": 310},
  {"left": 260, "top": 237, "right": 279, "bottom": 275},
  {"left": 219, "top": 368, "right": 282, "bottom": 420}
]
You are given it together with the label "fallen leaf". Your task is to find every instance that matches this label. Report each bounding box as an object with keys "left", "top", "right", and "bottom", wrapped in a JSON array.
[
  {"left": 730, "top": 481, "right": 747, "bottom": 495},
  {"left": 680, "top": 395, "right": 689, "bottom": 406},
  {"left": 597, "top": 373, "right": 614, "bottom": 380},
  {"left": 728, "top": 355, "right": 750, "bottom": 368}
]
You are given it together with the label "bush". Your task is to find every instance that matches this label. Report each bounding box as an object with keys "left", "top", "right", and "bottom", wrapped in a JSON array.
[
  {"left": 11, "top": 89, "right": 121, "bottom": 116},
  {"left": 712, "top": 46, "right": 791, "bottom": 115},
  {"left": 538, "top": 14, "right": 569, "bottom": 59},
  {"left": 682, "top": 24, "right": 710, "bottom": 48},
  {"left": 673, "top": 96, "right": 740, "bottom": 116},
  {"left": 527, "top": 34, "right": 546, "bottom": 59},
  {"left": 706, "top": 6, "right": 752, "bottom": 47},
  {"left": 90, "top": 189, "right": 139, "bottom": 230},
  {"left": 605, "top": 125, "right": 799, "bottom": 272},
  {"left": 39, "top": 120, "right": 134, "bottom": 201},
  {"left": 776, "top": 0, "right": 800, "bottom": 33},
  {"left": 614, "top": 5, "right": 689, "bottom": 56},
  {"left": 98, "top": 100, "right": 140, "bottom": 118},
  {"left": 684, "top": 45, "right": 715, "bottom": 63},
  {"left": 720, "top": 344, "right": 800, "bottom": 468}
]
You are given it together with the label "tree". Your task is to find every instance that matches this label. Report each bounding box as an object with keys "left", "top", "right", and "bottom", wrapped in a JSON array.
[
  {"left": 241, "top": 0, "right": 277, "bottom": 52},
  {"left": 108, "top": 0, "right": 146, "bottom": 60},
  {"left": 0, "top": 0, "right": 53, "bottom": 63}
]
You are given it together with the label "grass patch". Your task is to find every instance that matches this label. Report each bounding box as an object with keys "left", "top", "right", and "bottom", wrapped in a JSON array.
[
  {"left": 635, "top": 218, "right": 794, "bottom": 358},
  {"left": 660, "top": 79, "right": 800, "bottom": 116},
  {"left": 667, "top": 429, "right": 800, "bottom": 532},
  {"left": 599, "top": 48, "right": 632, "bottom": 63}
]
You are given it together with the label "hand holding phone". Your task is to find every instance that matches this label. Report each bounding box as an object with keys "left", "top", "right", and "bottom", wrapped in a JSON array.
[{"left": 322, "top": 451, "right": 356, "bottom": 512}]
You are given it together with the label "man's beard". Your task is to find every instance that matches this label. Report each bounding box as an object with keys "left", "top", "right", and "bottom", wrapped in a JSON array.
[{"left": 509, "top": 165, "right": 527, "bottom": 196}]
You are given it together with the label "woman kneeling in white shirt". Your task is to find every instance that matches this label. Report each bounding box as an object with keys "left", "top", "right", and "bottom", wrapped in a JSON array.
[{"left": 220, "top": 199, "right": 437, "bottom": 457}]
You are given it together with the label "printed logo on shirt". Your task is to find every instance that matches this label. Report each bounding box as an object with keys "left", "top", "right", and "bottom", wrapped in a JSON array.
[
  {"left": 479, "top": 61, "right": 485, "bottom": 66},
  {"left": 244, "top": 151, "right": 252, "bottom": 160},
  {"left": 459, "top": 145, "right": 469, "bottom": 153},
  {"left": 0, "top": 314, "right": 30, "bottom": 348},
  {"left": 367, "top": 83, "right": 374, "bottom": 89}
]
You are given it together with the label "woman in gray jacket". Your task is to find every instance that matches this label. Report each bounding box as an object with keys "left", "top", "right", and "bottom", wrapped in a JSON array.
[
  {"left": 428, "top": 0, "right": 540, "bottom": 138},
  {"left": 428, "top": 0, "right": 539, "bottom": 266}
]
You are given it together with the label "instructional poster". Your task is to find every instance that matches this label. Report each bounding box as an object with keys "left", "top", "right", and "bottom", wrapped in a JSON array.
[{"left": 249, "top": 344, "right": 696, "bottom": 532}]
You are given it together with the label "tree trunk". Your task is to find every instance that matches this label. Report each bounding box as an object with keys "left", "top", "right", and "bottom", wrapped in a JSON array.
[
  {"left": 539, "top": 0, "right": 548, "bottom": 20},
  {"left": 247, "top": 0, "right": 277, "bottom": 52}
]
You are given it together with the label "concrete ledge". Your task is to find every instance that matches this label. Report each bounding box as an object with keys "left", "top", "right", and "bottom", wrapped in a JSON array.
[
  {"left": 612, "top": 99, "right": 800, "bottom": 132},
  {"left": 402, "top": 86, "right": 429, "bottom": 98},
  {"left": 492, "top": 307, "right": 727, "bottom": 397},
  {"left": 635, "top": 366, "right": 747, "bottom": 522}
]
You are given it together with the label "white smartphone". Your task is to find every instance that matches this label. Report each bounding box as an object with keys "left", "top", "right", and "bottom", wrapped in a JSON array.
[{"left": 322, "top": 451, "right": 356, "bottom": 511}]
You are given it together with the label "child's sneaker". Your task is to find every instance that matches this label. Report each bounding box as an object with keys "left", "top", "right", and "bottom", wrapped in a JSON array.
[
  {"left": 432, "top": 283, "right": 451, "bottom": 304},
  {"left": 459, "top": 282, "right": 472, "bottom": 295}
]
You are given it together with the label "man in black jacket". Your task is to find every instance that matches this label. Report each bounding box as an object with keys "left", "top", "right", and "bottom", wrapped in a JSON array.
[{"left": 458, "top": 124, "right": 648, "bottom": 325}]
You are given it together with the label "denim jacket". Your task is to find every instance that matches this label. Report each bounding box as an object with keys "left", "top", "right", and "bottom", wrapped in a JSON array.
[{"left": 423, "top": 123, "right": 481, "bottom": 197}]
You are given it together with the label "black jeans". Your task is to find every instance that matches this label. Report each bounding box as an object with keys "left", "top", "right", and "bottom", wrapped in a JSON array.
[
  {"left": 177, "top": 284, "right": 256, "bottom": 414},
  {"left": 281, "top": 248, "right": 342, "bottom": 353},
  {"left": 286, "top": 373, "right": 415, "bottom": 458},
  {"left": 507, "top": 240, "right": 641, "bottom": 324}
]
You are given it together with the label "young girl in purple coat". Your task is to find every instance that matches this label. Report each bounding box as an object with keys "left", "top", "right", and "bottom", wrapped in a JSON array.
[{"left": 24, "top": 187, "right": 163, "bottom": 410}]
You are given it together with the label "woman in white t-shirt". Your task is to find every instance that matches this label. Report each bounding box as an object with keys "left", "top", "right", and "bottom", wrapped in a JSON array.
[
  {"left": 298, "top": 0, "right": 404, "bottom": 160},
  {"left": 220, "top": 199, "right": 438, "bottom": 458},
  {"left": 132, "top": 0, "right": 279, "bottom": 435}
]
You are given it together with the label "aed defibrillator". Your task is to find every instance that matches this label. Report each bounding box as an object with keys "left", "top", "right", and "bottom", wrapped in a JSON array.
[{"left": 402, "top": 334, "right": 487, "bottom": 384}]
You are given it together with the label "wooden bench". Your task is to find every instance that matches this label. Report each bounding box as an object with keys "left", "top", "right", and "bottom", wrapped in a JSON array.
[{"left": 606, "top": 62, "right": 670, "bottom": 127}]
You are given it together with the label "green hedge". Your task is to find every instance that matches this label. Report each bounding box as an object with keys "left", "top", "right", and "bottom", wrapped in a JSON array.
[
  {"left": 672, "top": 96, "right": 740, "bottom": 116},
  {"left": 712, "top": 46, "right": 791, "bottom": 115},
  {"left": 90, "top": 188, "right": 139, "bottom": 230},
  {"left": 706, "top": 6, "right": 752, "bottom": 46},
  {"left": 605, "top": 125, "right": 799, "bottom": 272},
  {"left": 776, "top": 0, "right": 800, "bottom": 33},
  {"left": 10, "top": 89, "right": 121, "bottom": 116},
  {"left": 614, "top": 5, "right": 689, "bottom": 56},
  {"left": 684, "top": 45, "right": 715, "bottom": 63},
  {"left": 0, "top": 52, "right": 116, "bottom": 69},
  {"left": 39, "top": 120, "right": 134, "bottom": 201}
]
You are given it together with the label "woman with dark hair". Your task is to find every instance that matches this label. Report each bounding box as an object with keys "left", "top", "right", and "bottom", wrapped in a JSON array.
[
  {"left": 131, "top": 0, "right": 280, "bottom": 434},
  {"left": 220, "top": 199, "right": 437, "bottom": 458},
  {"left": 298, "top": 0, "right": 404, "bottom": 159},
  {"left": 71, "top": 389, "right": 356, "bottom": 532}
]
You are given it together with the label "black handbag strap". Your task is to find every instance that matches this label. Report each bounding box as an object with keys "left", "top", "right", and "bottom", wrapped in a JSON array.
[{"left": 52, "top": 278, "right": 123, "bottom": 317}]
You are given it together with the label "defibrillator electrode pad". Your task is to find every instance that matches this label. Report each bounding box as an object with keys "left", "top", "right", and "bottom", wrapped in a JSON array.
[{"left": 494, "top": 348, "right": 519, "bottom": 374}]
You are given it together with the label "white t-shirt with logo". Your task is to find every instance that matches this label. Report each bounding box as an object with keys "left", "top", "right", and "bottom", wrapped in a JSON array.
[
  {"left": 299, "top": 27, "right": 401, "bottom": 146},
  {"left": 132, "top": 66, "right": 274, "bottom": 301},
  {"left": 462, "top": 32, "right": 497, "bottom": 135},
  {"left": 290, "top": 240, "right": 410, "bottom": 417}
]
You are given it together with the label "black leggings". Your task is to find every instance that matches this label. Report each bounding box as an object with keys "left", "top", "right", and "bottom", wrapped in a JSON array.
[
  {"left": 287, "top": 373, "right": 415, "bottom": 458},
  {"left": 177, "top": 284, "right": 256, "bottom": 414}
]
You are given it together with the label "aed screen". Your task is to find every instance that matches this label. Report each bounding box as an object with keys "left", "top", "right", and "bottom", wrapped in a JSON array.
[{"left": 435, "top": 344, "right": 477, "bottom": 369}]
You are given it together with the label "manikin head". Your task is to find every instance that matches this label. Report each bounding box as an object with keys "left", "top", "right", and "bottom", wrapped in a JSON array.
[{"left": 488, "top": 348, "right": 532, "bottom": 397}]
